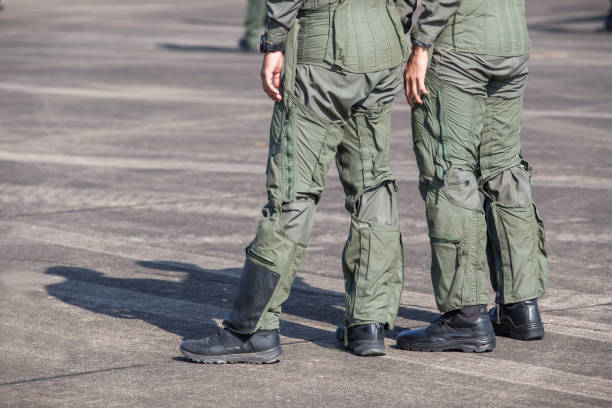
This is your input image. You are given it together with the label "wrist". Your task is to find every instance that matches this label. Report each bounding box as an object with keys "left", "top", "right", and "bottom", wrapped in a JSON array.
[
  {"left": 411, "top": 38, "right": 431, "bottom": 50},
  {"left": 412, "top": 45, "right": 429, "bottom": 55},
  {"left": 260, "top": 35, "right": 285, "bottom": 53}
]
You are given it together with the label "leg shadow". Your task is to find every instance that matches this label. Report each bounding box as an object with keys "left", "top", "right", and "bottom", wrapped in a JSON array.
[{"left": 45, "top": 260, "right": 439, "bottom": 349}]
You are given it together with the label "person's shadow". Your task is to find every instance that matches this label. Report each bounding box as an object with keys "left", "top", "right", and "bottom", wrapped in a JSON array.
[{"left": 44, "top": 261, "right": 438, "bottom": 350}]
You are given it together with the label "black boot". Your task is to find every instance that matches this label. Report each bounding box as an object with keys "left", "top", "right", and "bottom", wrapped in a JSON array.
[
  {"left": 336, "top": 323, "right": 386, "bottom": 356},
  {"left": 396, "top": 305, "right": 496, "bottom": 352},
  {"left": 606, "top": 8, "right": 612, "bottom": 31},
  {"left": 180, "top": 328, "right": 282, "bottom": 364},
  {"left": 489, "top": 298, "right": 545, "bottom": 340}
]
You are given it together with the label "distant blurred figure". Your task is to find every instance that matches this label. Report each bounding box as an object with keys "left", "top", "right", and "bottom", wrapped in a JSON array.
[
  {"left": 238, "top": 0, "right": 266, "bottom": 52},
  {"left": 607, "top": 0, "right": 612, "bottom": 31}
]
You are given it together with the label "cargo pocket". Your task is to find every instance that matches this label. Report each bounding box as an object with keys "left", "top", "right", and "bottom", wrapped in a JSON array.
[
  {"left": 430, "top": 235, "right": 463, "bottom": 279},
  {"left": 354, "top": 223, "right": 403, "bottom": 324},
  {"left": 344, "top": 215, "right": 403, "bottom": 326},
  {"left": 488, "top": 202, "right": 546, "bottom": 302}
]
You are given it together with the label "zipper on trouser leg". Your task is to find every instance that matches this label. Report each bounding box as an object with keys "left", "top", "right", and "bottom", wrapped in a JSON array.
[
  {"left": 247, "top": 247, "right": 276, "bottom": 267},
  {"left": 429, "top": 235, "right": 462, "bottom": 266},
  {"left": 284, "top": 106, "right": 294, "bottom": 202}
]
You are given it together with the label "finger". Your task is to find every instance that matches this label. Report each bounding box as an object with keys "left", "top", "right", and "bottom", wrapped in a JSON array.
[
  {"left": 273, "top": 72, "right": 282, "bottom": 101},
  {"left": 406, "top": 77, "right": 414, "bottom": 108},
  {"left": 404, "top": 82, "right": 412, "bottom": 107},
  {"left": 412, "top": 78, "right": 422, "bottom": 105},
  {"left": 262, "top": 70, "right": 279, "bottom": 101},
  {"left": 418, "top": 75, "right": 428, "bottom": 97}
]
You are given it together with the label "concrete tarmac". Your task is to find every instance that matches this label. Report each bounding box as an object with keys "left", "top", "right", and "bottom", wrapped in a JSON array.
[{"left": 0, "top": 0, "right": 611, "bottom": 407}]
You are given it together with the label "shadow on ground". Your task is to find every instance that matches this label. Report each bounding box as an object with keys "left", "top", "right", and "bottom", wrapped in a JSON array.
[
  {"left": 44, "top": 261, "right": 438, "bottom": 348},
  {"left": 157, "top": 43, "right": 256, "bottom": 54}
]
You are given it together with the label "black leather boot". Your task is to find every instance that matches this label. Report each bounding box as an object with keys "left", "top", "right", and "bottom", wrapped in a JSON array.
[
  {"left": 180, "top": 328, "right": 282, "bottom": 364},
  {"left": 396, "top": 305, "right": 496, "bottom": 352},
  {"left": 336, "top": 323, "right": 386, "bottom": 356},
  {"left": 489, "top": 298, "right": 545, "bottom": 340}
]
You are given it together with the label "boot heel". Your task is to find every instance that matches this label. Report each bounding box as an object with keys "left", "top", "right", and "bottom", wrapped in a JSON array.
[{"left": 511, "top": 324, "right": 545, "bottom": 341}]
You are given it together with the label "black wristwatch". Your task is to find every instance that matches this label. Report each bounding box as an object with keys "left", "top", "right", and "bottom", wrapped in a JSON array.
[
  {"left": 260, "top": 35, "right": 285, "bottom": 53},
  {"left": 411, "top": 38, "right": 431, "bottom": 48}
]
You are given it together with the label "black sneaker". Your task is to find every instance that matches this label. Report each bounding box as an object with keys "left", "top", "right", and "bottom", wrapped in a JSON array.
[
  {"left": 180, "top": 328, "right": 282, "bottom": 364},
  {"left": 336, "top": 323, "right": 386, "bottom": 356},
  {"left": 396, "top": 305, "right": 496, "bottom": 353},
  {"left": 489, "top": 298, "right": 545, "bottom": 341}
]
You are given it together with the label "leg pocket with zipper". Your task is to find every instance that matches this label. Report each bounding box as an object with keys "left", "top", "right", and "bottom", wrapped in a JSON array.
[{"left": 426, "top": 188, "right": 488, "bottom": 312}]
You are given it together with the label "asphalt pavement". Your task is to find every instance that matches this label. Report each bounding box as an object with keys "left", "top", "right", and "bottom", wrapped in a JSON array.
[{"left": 0, "top": 0, "right": 611, "bottom": 406}]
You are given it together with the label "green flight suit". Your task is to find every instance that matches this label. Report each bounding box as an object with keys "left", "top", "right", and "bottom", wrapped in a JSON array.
[
  {"left": 411, "top": 0, "right": 547, "bottom": 312},
  {"left": 224, "top": 0, "right": 409, "bottom": 334},
  {"left": 242, "top": 0, "right": 267, "bottom": 50}
]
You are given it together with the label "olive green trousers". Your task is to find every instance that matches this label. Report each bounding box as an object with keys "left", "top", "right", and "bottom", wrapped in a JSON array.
[
  {"left": 412, "top": 48, "right": 547, "bottom": 313},
  {"left": 224, "top": 64, "right": 405, "bottom": 334}
]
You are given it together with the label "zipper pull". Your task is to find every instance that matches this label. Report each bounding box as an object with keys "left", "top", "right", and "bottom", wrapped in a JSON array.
[{"left": 456, "top": 241, "right": 462, "bottom": 265}]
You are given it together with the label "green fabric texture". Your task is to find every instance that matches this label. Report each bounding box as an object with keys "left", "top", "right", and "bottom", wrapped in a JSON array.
[
  {"left": 245, "top": 206, "right": 308, "bottom": 331},
  {"left": 244, "top": 0, "right": 267, "bottom": 49},
  {"left": 426, "top": 187, "right": 488, "bottom": 312},
  {"left": 480, "top": 96, "right": 523, "bottom": 181},
  {"left": 263, "top": 97, "right": 402, "bottom": 327},
  {"left": 411, "top": 72, "right": 546, "bottom": 312},
  {"left": 245, "top": 14, "right": 405, "bottom": 331},
  {"left": 295, "top": 0, "right": 408, "bottom": 73},
  {"left": 486, "top": 200, "right": 546, "bottom": 305},
  {"left": 337, "top": 105, "right": 395, "bottom": 213},
  {"left": 433, "top": 0, "right": 530, "bottom": 57},
  {"left": 343, "top": 215, "right": 404, "bottom": 328}
]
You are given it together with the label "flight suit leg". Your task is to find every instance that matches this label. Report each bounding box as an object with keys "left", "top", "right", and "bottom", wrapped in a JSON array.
[
  {"left": 481, "top": 94, "right": 547, "bottom": 305},
  {"left": 224, "top": 90, "right": 344, "bottom": 334},
  {"left": 411, "top": 72, "right": 489, "bottom": 313},
  {"left": 338, "top": 103, "right": 404, "bottom": 329}
]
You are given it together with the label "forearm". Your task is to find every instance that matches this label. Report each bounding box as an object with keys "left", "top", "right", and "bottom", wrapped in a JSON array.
[
  {"left": 412, "top": 0, "right": 463, "bottom": 46},
  {"left": 263, "top": 0, "right": 304, "bottom": 49}
]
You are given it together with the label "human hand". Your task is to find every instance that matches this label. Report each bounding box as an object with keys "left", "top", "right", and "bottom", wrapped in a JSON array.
[
  {"left": 260, "top": 51, "right": 284, "bottom": 102},
  {"left": 404, "top": 45, "right": 429, "bottom": 107}
]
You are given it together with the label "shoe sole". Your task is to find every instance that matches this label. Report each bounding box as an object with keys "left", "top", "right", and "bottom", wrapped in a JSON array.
[
  {"left": 337, "top": 339, "right": 386, "bottom": 357},
  {"left": 180, "top": 346, "right": 283, "bottom": 364},
  {"left": 492, "top": 322, "right": 545, "bottom": 341},
  {"left": 396, "top": 336, "right": 496, "bottom": 353}
]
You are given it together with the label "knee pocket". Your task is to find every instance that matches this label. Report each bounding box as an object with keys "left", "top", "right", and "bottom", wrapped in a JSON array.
[
  {"left": 486, "top": 163, "right": 532, "bottom": 207},
  {"left": 280, "top": 194, "right": 316, "bottom": 245},
  {"left": 354, "top": 182, "right": 400, "bottom": 227},
  {"left": 444, "top": 168, "right": 483, "bottom": 210},
  {"left": 247, "top": 212, "right": 304, "bottom": 272}
]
